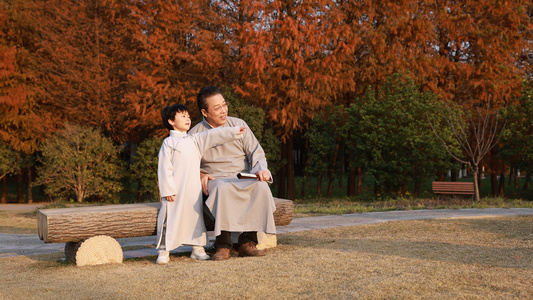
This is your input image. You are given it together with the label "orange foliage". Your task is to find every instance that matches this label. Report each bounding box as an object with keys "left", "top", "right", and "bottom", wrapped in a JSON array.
[
  {"left": 2, "top": 0, "right": 531, "bottom": 147},
  {"left": 0, "top": 1, "right": 55, "bottom": 154}
]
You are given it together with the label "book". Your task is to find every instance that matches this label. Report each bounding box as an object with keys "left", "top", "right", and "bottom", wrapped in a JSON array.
[{"left": 237, "top": 172, "right": 258, "bottom": 179}]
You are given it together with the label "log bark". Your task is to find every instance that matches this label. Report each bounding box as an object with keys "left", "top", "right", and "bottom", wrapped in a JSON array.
[
  {"left": 38, "top": 203, "right": 160, "bottom": 243},
  {"left": 272, "top": 198, "right": 294, "bottom": 226},
  {"left": 39, "top": 199, "right": 294, "bottom": 244}
]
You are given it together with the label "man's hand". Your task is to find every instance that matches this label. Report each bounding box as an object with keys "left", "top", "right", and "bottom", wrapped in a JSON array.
[
  {"left": 255, "top": 170, "right": 271, "bottom": 182},
  {"left": 200, "top": 172, "right": 214, "bottom": 195},
  {"left": 166, "top": 195, "right": 175, "bottom": 202},
  {"left": 239, "top": 127, "right": 246, "bottom": 134}
]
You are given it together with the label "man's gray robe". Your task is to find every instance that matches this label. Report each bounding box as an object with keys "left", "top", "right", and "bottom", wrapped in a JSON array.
[{"left": 189, "top": 116, "right": 277, "bottom": 238}]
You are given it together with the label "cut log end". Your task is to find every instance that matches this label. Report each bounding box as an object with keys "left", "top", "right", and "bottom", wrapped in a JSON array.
[
  {"left": 74, "top": 235, "right": 123, "bottom": 267},
  {"left": 257, "top": 233, "right": 277, "bottom": 250}
]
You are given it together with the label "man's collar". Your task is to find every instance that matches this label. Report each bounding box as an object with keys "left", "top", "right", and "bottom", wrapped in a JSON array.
[{"left": 203, "top": 117, "right": 216, "bottom": 129}]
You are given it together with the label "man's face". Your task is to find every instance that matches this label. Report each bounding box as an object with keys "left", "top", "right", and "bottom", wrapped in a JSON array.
[{"left": 201, "top": 93, "right": 228, "bottom": 128}]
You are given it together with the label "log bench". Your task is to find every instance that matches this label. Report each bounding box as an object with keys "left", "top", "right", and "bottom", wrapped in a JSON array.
[
  {"left": 37, "top": 198, "right": 293, "bottom": 266},
  {"left": 432, "top": 181, "right": 475, "bottom": 199}
]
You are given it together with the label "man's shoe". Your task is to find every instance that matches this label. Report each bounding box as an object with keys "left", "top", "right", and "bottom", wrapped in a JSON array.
[
  {"left": 156, "top": 250, "right": 170, "bottom": 264},
  {"left": 212, "top": 248, "right": 231, "bottom": 261},
  {"left": 238, "top": 242, "right": 266, "bottom": 257},
  {"left": 190, "top": 246, "right": 210, "bottom": 260}
]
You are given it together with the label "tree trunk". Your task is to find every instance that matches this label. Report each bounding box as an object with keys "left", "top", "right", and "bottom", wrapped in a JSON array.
[
  {"left": 373, "top": 182, "right": 380, "bottom": 197},
  {"left": 498, "top": 171, "right": 505, "bottom": 196},
  {"left": 490, "top": 172, "right": 498, "bottom": 196},
  {"left": 27, "top": 168, "right": 33, "bottom": 204},
  {"left": 357, "top": 168, "right": 363, "bottom": 194},
  {"left": 347, "top": 168, "right": 357, "bottom": 197},
  {"left": 136, "top": 180, "right": 143, "bottom": 203},
  {"left": 326, "top": 138, "right": 341, "bottom": 198},
  {"left": 276, "top": 143, "right": 287, "bottom": 199},
  {"left": 17, "top": 169, "right": 24, "bottom": 203},
  {"left": 316, "top": 173, "right": 322, "bottom": 196},
  {"left": 477, "top": 170, "right": 483, "bottom": 192},
  {"left": 413, "top": 181, "right": 421, "bottom": 197},
  {"left": 1, "top": 177, "right": 6, "bottom": 204},
  {"left": 300, "top": 137, "right": 310, "bottom": 198},
  {"left": 473, "top": 167, "right": 480, "bottom": 202},
  {"left": 337, "top": 141, "right": 345, "bottom": 188},
  {"left": 285, "top": 137, "right": 296, "bottom": 200},
  {"left": 523, "top": 173, "right": 529, "bottom": 190},
  {"left": 451, "top": 170, "right": 457, "bottom": 181}
]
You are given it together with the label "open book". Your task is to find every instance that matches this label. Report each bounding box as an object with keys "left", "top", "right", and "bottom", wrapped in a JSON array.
[{"left": 237, "top": 172, "right": 258, "bottom": 179}]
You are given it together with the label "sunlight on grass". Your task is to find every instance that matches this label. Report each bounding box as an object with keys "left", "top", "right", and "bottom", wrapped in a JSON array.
[{"left": 293, "top": 196, "right": 533, "bottom": 217}]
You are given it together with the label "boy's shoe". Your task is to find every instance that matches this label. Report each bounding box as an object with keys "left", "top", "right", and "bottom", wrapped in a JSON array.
[
  {"left": 156, "top": 250, "right": 170, "bottom": 264},
  {"left": 190, "top": 246, "right": 210, "bottom": 260}
]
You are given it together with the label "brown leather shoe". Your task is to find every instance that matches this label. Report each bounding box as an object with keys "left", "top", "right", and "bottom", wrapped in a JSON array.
[
  {"left": 212, "top": 248, "right": 231, "bottom": 261},
  {"left": 238, "top": 242, "right": 266, "bottom": 257}
]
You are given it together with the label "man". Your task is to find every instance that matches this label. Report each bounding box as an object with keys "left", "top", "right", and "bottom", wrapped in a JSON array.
[{"left": 189, "top": 86, "right": 277, "bottom": 261}]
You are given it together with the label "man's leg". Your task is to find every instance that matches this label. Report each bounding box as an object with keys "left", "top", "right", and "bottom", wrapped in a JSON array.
[
  {"left": 202, "top": 193, "right": 215, "bottom": 231},
  {"left": 238, "top": 231, "right": 265, "bottom": 257},
  {"left": 238, "top": 231, "right": 258, "bottom": 245},
  {"left": 212, "top": 231, "right": 232, "bottom": 260}
]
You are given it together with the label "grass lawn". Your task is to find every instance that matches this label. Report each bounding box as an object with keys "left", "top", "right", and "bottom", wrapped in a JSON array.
[
  {"left": 0, "top": 214, "right": 531, "bottom": 299},
  {"left": 1, "top": 195, "right": 532, "bottom": 299}
]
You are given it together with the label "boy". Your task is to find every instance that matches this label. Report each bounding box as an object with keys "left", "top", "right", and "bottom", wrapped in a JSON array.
[{"left": 155, "top": 104, "right": 244, "bottom": 264}]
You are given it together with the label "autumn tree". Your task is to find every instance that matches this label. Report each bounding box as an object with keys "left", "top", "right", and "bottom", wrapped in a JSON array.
[
  {"left": 126, "top": 1, "right": 231, "bottom": 129},
  {"left": 232, "top": 0, "right": 353, "bottom": 199},
  {"left": 34, "top": 0, "right": 152, "bottom": 144},
  {"left": 429, "top": 1, "right": 533, "bottom": 194},
  {"left": 0, "top": 0, "right": 58, "bottom": 203}
]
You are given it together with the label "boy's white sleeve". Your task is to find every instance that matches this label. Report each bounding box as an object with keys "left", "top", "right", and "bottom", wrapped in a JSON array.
[
  {"left": 193, "top": 126, "right": 243, "bottom": 155},
  {"left": 157, "top": 139, "right": 177, "bottom": 198}
]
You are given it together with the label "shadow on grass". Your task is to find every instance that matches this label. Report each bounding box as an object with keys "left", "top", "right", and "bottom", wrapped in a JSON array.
[{"left": 277, "top": 217, "right": 533, "bottom": 270}]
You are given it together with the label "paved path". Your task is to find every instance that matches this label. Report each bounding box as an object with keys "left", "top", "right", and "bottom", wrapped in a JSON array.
[{"left": 1, "top": 206, "right": 532, "bottom": 259}]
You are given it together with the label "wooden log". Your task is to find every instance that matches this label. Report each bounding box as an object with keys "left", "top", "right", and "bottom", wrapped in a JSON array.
[
  {"left": 38, "top": 198, "right": 294, "bottom": 244},
  {"left": 38, "top": 203, "right": 160, "bottom": 243},
  {"left": 272, "top": 198, "right": 294, "bottom": 226},
  {"left": 257, "top": 233, "right": 277, "bottom": 250},
  {"left": 74, "top": 235, "right": 123, "bottom": 267}
]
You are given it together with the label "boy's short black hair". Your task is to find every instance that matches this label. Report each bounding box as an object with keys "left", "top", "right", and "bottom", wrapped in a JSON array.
[
  {"left": 161, "top": 104, "right": 189, "bottom": 130},
  {"left": 197, "top": 86, "right": 223, "bottom": 112}
]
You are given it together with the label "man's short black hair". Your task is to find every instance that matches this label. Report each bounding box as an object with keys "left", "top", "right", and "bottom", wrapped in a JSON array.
[
  {"left": 161, "top": 104, "right": 189, "bottom": 130},
  {"left": 197, "top": 86, "right": 223, "bottom": 112}
]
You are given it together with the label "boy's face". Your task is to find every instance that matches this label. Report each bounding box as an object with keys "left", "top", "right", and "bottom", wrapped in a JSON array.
[{"left": 169, "top": 111, "right": 191, "bottom": 132}]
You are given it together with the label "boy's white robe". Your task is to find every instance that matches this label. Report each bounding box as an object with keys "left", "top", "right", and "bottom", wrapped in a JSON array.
[
  {"left": 189, "top": 116, "right": 277, "bottom": 239},
  {"left": 156, "top": 126, "right": 243, "bottom": 251}
]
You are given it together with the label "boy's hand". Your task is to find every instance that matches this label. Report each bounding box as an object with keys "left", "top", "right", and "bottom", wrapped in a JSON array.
[
  {"left": 166, "top": 195, "right": 175, "bottom": 202},
  {"left": 239, "top": 127, "right": 246, "bottom": 134},
  {"left": 200, "top": 172, "right": 214, "bottom": 195}
]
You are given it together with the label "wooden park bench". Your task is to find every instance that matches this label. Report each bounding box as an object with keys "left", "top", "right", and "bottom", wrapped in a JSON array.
[
  {"left": 38, "top": 198, "right": 293, "bottom": 266},
  {"left": 432, "top": 181, "right": 475, "bottom": 199}
]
